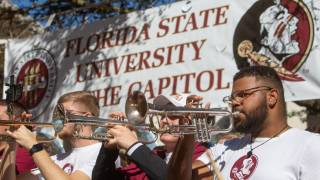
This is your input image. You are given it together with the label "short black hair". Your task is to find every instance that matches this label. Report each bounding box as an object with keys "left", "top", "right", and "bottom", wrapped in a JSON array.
[
  {"left": 234, "top": 65, "right": 286, "bottom": 115},
  {"left": 234, "top": 65, "right": 283, "bottom": 91}
]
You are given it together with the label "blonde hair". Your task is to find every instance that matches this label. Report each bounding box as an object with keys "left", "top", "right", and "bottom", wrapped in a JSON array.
[{"left": 58, "top": 91, "right": 99, "bottom": 117}]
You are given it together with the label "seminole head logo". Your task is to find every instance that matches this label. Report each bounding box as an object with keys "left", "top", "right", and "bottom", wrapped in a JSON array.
[
  {"left": 233, "top": 0, "right": 314, "bottom": 81},
  {"left": 230, "top": 154, "right": 258, "bottom": 180},
  {"left": 11, "top": 48, "right": 57, "bottom": 119}
]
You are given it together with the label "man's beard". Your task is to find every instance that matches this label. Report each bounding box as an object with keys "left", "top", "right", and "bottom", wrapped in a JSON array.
[{"left": 235, "top": 99, "right": 268, "bottom": 134}]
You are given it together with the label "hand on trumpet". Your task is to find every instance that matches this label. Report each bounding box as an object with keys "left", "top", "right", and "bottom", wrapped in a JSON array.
[
  {"left": 105, "top": 125, "right": 138, "bottom": 151},
  {"left": 186, "top": 94, "right": 211, "bottom": 109},
  {"left": 109, "top": 111, "right": 126, "bottom": 121},
  {"left": 104, "top": 112, "right": 138, "bottom": 150},
  {"left": 182, "top": 94, "right": 211, "bottom": 124},
  {"left": 6, "top": 125, "right": 37, "bottom": 150}
]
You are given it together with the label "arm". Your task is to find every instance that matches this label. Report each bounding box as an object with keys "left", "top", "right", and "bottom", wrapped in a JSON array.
[
  {"left": 6, "top": 125, "right": 90, "bottom": 180},
  {"left": 108, "top": 125, "right": 168, "bottom": 180},
  {"left": 168, "top": 94, "right": 212, "bottom": 180},
  {"left": 127, "top": 143, "right": 167, "bottom": 180},
  {"left": 92, "top": 144, "right": 124, "bottom": 180},
  {"left": 0, "top": 143, "right": 16, "bottom": 180},
  {"left": 167, "top": 135, "right": 194, "bottom": 180}
]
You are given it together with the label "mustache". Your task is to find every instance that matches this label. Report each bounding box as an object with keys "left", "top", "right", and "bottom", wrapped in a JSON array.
[{"left": 232, "top": 108, "right": 245, "bottom": 114}]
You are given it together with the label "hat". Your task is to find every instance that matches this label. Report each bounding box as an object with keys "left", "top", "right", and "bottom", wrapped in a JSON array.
[{"left": 153, "top": 94, "right": 187, "bottom": 107}]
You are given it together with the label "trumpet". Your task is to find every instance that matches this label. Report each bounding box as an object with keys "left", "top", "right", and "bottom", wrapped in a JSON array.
[
  {"left": 125, "top": 91, "right": 237, "bottom": 142},
  {"left": 0, "top": 118, "right": 65, "bottom": 142},
  {"left": 0, "top": 75, "right": 65, "bottom": 142},
  {"left": 63, "top": 109, "right": 156, "bottom": 143},
  {"left": 65, "top": 91, "right": 237, "bottom": 143}
]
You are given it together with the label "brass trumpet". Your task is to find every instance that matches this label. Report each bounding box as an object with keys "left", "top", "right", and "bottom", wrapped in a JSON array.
[
  {"left": 0, "top": 76, "right": 65, "bottom": 142},
  {"left": 0, "top": 118, "right": 65, "bottom": 142}
]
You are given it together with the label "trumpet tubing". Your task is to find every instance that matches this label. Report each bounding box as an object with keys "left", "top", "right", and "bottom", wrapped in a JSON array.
[
  {"left": 0, "top": 120, "right": 54, "bottom": 127},
  {"left": 125, "top": 91, "right": 235, "bottom": 142},
  {"left": 0, "top": 119, "right": 65, "bottom": 142},
  {"left": 48, "top": 92, "right": 237, "bottom": 143},
  {"left": 65, "top": 113, "right": 156, "bottom": 143}
]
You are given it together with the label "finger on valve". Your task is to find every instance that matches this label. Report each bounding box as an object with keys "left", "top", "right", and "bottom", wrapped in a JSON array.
[
  {"left": 186, "top": 95, "right": 203, "bottom": 108},
  {"left": 109, "top": 111, "right": 126, "bottom": 121}
]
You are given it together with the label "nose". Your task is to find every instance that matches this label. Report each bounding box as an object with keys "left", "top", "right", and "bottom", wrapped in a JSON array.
[{"left": 231, "top": 98, "right": 241, "bottom": 111}]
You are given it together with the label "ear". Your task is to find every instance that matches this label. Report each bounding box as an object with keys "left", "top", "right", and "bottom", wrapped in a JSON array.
[{"left": 267, "top": 89, "right": 278, "bottom": 108}]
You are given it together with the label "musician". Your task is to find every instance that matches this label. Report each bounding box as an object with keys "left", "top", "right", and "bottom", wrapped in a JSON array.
[
  {"left": 92, "top": 94, "right": 208, "bottom": 180},
  {"left": 7, "top": 91, "right": 102, "bottom": 180},
  {"left": 0, "top": 100, "right": 36, "bottom": 180},
  {"left": 179, "top": 66, "right": 320, "bottom": 179}
]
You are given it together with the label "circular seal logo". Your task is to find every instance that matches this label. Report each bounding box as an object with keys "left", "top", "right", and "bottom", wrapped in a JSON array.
[
  {"left": 62, "top": 163, "right": 74, "bottom": 174},
  {"left": 233, "top": 0, "right": 314, "bottom": 81},
  {"left": 230, "top": 154, "right": 258, "bottom": 180},
  {"left": 11, "top": 48, "right": 57, "bottom": 119}
]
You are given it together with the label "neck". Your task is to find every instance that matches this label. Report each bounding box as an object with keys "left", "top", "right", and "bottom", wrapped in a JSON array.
[{"left": 252, "top": 118, "right": 288, "bottom": 138}]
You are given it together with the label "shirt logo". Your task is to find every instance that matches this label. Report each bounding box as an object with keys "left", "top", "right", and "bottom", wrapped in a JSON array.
[
  {"left": 62, "top": 163, "right": 74, "bottom": 174},
  {"left": 230, "top": 154, "right": 258, "bottom": 180}
]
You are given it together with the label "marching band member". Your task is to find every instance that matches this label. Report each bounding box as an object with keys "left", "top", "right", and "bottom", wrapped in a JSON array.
[
  {"left": 175, "top": 66, "right": 320, "bottom": 179},
  {"left": 0, "top": 100, "right": 36, "bottom": 180},
  {"left": 7, "top": 91, "right": 102, "bottom": 180},
  {"left": 92, "top": 94, "right": 208, "bottom": 180}
]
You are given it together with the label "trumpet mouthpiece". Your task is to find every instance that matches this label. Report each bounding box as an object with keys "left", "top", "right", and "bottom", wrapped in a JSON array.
[{"left": 232, "top": 111, "right": 240, "bottom": 118}]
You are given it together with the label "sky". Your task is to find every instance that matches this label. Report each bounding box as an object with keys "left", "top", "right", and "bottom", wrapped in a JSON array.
[{"left": 11, "top": 0, "right": 177, "bottom": 31}]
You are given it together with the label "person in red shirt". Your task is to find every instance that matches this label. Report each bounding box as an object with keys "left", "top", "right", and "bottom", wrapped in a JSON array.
[
  {"left": 92, "top": 94, "right": 209, "bottom": 180},
  {"left": 0, "top": 100, "right": 36, "bottom": 179}
]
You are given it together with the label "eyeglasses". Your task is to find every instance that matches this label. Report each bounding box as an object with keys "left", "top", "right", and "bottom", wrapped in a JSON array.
[
  {"left": 223, "top": 86, "right": 273, "bottom": 104},
  {"left": 65, "top": 109, "right": 92, "bottom": 117}
]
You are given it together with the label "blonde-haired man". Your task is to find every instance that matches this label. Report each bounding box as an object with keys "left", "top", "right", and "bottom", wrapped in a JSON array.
[{"left": 7, "top": 91, "right": 101, "bottom": 180}]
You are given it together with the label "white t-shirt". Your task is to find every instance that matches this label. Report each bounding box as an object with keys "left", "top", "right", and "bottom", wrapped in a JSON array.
[
  {"left": 198, "top": 128, "right": 320, "bottom": 180},
  {"left": 36, "top": 142, "right": 101, "bottom": 179}
]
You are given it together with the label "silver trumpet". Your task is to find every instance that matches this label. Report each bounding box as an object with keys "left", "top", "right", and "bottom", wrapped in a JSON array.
[
  {"left": 125, "top": 91, "right": 238, "bottom": 142},
  {"left": 56, "top": 91, "right": 238, "bottom": 143}
]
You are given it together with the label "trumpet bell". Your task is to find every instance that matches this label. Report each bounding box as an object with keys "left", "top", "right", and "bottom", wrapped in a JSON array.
[
  {"left": 125, "top": 91, "right": 234, "bottom": 142},
  {"left": 125, "top": 91, "right": 148, "bottom": 125}
]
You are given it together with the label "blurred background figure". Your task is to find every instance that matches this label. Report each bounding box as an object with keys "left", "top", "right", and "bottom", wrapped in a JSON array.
[{"left": 0, "top": 100, "right": 36, "bottom": 180}]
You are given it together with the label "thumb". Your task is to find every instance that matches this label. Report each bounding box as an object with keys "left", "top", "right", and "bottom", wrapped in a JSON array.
[{"left": 104, "top": 138, "right": 118, "bottom": 149}]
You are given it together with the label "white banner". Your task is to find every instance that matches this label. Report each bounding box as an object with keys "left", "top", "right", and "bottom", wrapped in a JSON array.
[{"left": 4, "top": 0, "right": 320, "bottom": 121}]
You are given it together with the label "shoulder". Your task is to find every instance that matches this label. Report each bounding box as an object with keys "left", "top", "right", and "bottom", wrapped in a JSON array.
[
  {"left": 217, "top": 135, "right": 250, "bottom": 151},
  {"left": 283, "top": 128, "right": 320, "bottom": 141},
  {"left": 285, "top": 128, "right": 320, "bottom": 156}
]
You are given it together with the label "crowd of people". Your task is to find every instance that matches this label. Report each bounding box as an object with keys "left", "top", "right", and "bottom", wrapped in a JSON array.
[{"left": 0, "top": 66, "right": 320, "bottom": 180}]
